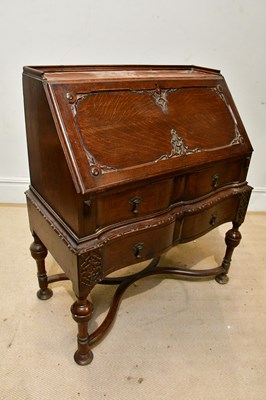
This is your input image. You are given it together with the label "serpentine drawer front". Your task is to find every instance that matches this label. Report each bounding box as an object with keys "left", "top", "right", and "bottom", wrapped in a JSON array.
[
  {"left": 184, "top": 158, "right": 245, "bottom": 200},
  {"left": 23, "top": 65, "right": 253, "bottom": 365},
  {"left": 101, "top": 216, "right": 176, "bottom": 276},
  {"left": 179, "top": 195, "right": 239, "bottom": 242},
  {"left": 96, "top": 178, "right": 173, "bottom": 228}
]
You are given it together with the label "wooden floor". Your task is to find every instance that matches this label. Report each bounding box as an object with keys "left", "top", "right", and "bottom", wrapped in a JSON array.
[{"left": 0, "top": 205, "right": 265, "bottom": 400}]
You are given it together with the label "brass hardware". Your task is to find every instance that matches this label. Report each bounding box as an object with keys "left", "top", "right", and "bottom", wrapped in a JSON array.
[
  {"left": 133, "top": 243, "right": 144, "bottom": 259},
  {"left": 209, "top": 214, "right": 217, "bottom": 226},
  {"left": 129, "top": 196, "right": 142, "bottom": 215},
  {"left": 212, "top": 173, "right": 219, "bottom": 189},
  {"left": 66, "top": 92, "right": 76, "bottom": 103},
  {"left": 91, "top": 166, "right": 100, "bottom": 176}
]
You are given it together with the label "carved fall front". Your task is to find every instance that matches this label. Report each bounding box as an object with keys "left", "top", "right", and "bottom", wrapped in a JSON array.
[{"left": 69, "top": 86, "right": 245, "bottom": 175}]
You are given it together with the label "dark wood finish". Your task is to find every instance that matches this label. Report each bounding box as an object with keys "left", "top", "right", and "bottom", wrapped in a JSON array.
[
  {"left": 215, "top": 224, "right": 242, "bottom": 284},
  {"left": 23, "top": 65, "right": 253, "bottom": 365},
  {"left": 71, "top": 298, "right": 94, "bottom": 365},
  {"left": 96, "top": 178, "right": 173, "bottom": 228},
  {"left": 30, "top": 234, "right": 53, "bottom": 300}
]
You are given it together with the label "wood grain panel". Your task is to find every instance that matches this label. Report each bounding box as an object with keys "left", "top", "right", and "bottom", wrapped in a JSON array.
[
  {"left": 168, "top": 88, "right": 236, "bottom": 149},
  {"left": 75, "top": 90, "right": 172, "bottom": 168}
]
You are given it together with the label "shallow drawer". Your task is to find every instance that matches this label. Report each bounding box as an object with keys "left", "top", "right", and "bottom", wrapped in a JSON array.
[
  {"left": 179, "top": 196, "right": 238, "bottom": 242},
  {"left": 102, "top": 217, "right": 175, "bottom": 275},
  {"left": 183, "top": 159, "right": 244, "bottom": 200},
  {"left": 96, "top": 179, "right": 173, "bottom": 228}
]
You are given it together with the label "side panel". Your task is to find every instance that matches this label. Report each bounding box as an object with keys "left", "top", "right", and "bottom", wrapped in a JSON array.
[{"left": 23, "top": 75, "right": 83, "bottom": 234}]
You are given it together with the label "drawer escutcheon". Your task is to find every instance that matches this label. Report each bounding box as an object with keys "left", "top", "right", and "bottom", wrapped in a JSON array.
[
  {"left": 212, "top": 173, "right": 219, "bottom": 189},
  {"left": 129, "top": 196, "right": 142, "bottom": 215},
  {"left": 133, "top": 242, "right": 144, "bottom": 259},
  {"left": 209, "top": 213, "right": 218, "bottom": 226}
]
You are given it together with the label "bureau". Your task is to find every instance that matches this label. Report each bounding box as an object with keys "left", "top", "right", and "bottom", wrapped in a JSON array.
[{"left": 23, "top": 65, "right": 253, "bottom": 365}]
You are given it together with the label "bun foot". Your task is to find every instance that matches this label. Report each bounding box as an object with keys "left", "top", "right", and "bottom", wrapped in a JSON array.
[
  {"left": 74, "top": 349, "right": 93, "bottom": 366},
  {"left": 37, "top": 288, "right": 53, "bottom": 300},
  {"left": 215, "top": 273, "right": 229, "bottom": 284}
]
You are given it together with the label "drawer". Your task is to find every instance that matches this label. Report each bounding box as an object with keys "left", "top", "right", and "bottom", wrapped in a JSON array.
[
  {"left": 179, "top": 196, "right": 238, "bottom": 242},
  {"left": 102, "top": 217, "right": 175, "bottom": 275},
  {"left": 183, "top": 159, "right": 244, "bottom": 200},
  {"left": 96, "top": 179, "right": 173, "bottom": 228}
]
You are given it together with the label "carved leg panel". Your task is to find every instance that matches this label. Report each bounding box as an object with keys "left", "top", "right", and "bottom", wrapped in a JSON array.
[
  {"left": 71, "top": 297, "right": 94, "bottom": 365},
  {"left": 215, "top": 223, "right": 242, "bottom": 284},
  {"left": 30, "top": 234, "right": 53, "bottom": 300}
]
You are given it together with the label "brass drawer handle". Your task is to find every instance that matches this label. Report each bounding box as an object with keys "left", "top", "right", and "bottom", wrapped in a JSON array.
[
  {"left": 209, "top": 214, "right": 217, "bottom": 226},
  {"left": 133, "top": 242, "right": 144, "bottom": 259},
  {"left": 129, "top": 196, "right": 142, "bottom": 215},
  {"left": 212, "top": 173, "right": 219, "bottom": 189}
]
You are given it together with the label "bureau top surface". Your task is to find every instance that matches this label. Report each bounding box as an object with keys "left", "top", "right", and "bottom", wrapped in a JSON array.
[
  {"left": 24, "top": 65, "right": 221, "bottom": 82},
  {"left": 23, "top": 65, "right": 253, "bottom": 195}
]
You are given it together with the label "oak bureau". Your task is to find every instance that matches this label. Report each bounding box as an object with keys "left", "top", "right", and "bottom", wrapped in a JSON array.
[{"left": 23, "top": 65, "right": 253, "bottom": 365}]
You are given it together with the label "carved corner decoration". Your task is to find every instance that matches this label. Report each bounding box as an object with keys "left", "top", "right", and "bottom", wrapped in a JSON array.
[
  {"left": 231, "top": 126, "right": 245, "bottom": 146},
  {"left": 234, "top": 187, "right": 252, "bottom": 226},
  {"left": 79, "top": 249, "right": 103, "bottom": 288},
  {"left": 67, "top": 93, "right": 117, "bottom": 177},
  {"left": 67, "top": 86, "right": 245, "bottom": 175},
  {"left": 211, "top": 86, "right": 245, "bottom": 146},
  {"left": 83, "top": 148, "right": 117, "bottom": 177}
]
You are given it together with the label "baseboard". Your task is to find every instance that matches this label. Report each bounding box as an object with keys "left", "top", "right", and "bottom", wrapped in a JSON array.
[
  {"left": 0, "top": 178, "right": 29, "bottom": 204},
  {"left": 248, "top": 187, "right": 266, "bottom": 212},
  {"left": 0, "top": 178, "right": 265, "bottom": 211}
]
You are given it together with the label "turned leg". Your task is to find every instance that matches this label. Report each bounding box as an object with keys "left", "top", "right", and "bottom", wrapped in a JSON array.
[
  {"left": 216, "top": 223, "right": 242, "bottom": 284},
  {"left": 30, "top": 234, "right": 53, "bottom": 300},
  {"left": 71, "top": 297, "right": 94, "bottom": 365}
]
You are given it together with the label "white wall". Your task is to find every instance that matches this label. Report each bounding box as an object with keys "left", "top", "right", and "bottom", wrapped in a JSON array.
[{"left": 0, "top": 0, "right": 265, "bottom": 209}]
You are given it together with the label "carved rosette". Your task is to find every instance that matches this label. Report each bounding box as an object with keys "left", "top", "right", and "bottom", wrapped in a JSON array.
[{"left": 79, "top": 249, "right": 103, "bottom": 288}]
